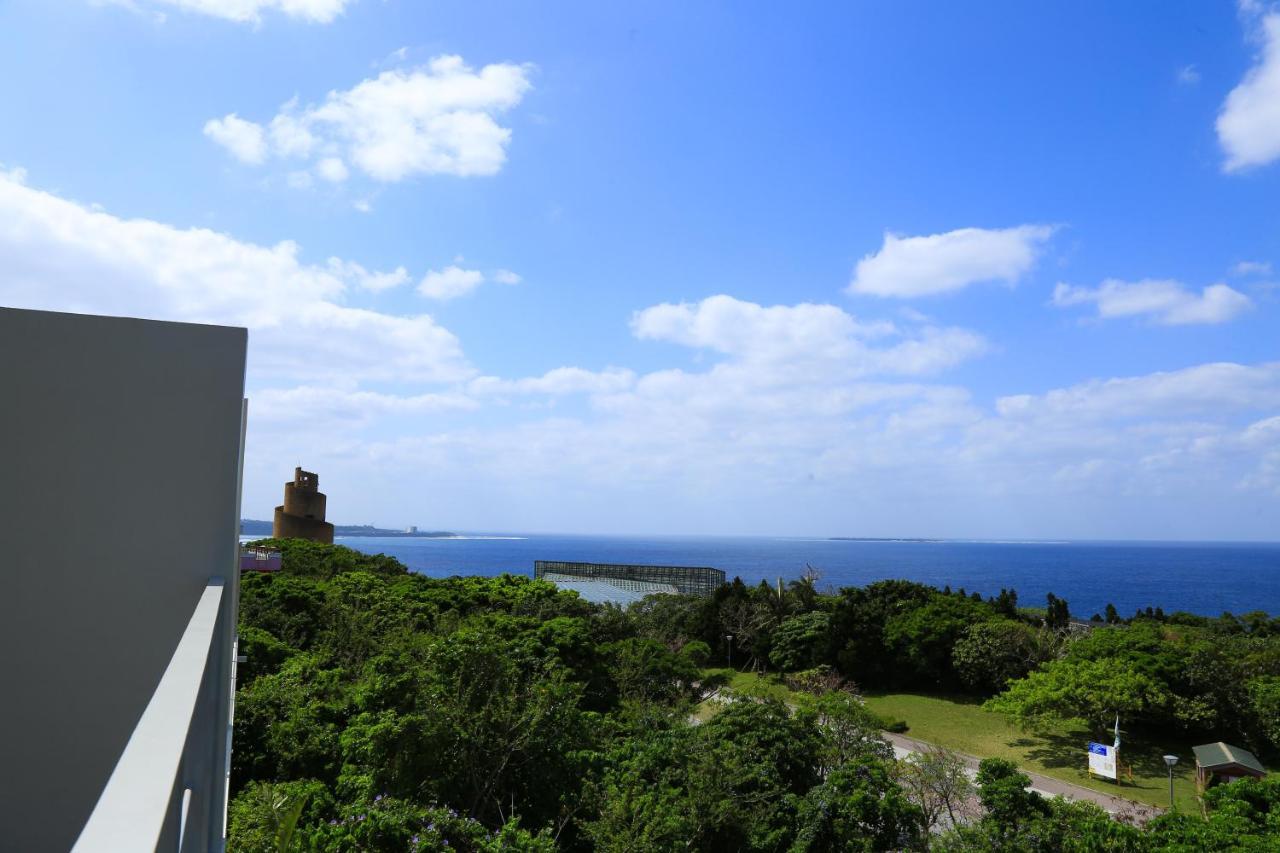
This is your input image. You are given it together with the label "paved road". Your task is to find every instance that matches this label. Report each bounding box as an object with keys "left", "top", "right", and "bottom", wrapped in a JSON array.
[
  {"left": 887, "top": 732, "right": 1164, "bottom": 822},
  {"left": 695, "top": 688, "right": 1164, "bottom": 823}
]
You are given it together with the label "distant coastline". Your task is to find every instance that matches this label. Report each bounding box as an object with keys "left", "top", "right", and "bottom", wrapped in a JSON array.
[{"left": 240, "top": 519, "right": 456, "bottom": 538}]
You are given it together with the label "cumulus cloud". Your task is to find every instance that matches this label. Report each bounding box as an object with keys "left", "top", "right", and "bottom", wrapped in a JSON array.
[
  {"left": 316, "top": 156, "right": 349, "bottom": 182},
  {"left": 326, "top": 258, "right": 409, "bottom": 292},
  {"left": 848, "top": 225, "right": 1054, "bottom": 298},
  {"left": 252, "top": 385, "right": 477, "bottom": 431},
  {"left": 0, "top": 168, "right": 470, "bottom": 384},
  {"left": 1218, "top": 12, "right": 1280, "bottom": 172},
  {"left": 416, "top": 265, "right": 519, "bottom": 300},
  {"left": 1178, "top": 64, "right": 1201, "bottom": 85},
  {"left": 107, "top": 0, "right": 354, "bottom": 24},
  {"left": 205, "top": 55, "right": 534, "bottom": 183},
  {"left": 312, "top": 353, "right": 1280, "bottom": 538},
  {"left": 203, "top": 113, "right": 267, "bottom": 164},
  {"left": 631, "top": 294, "right": 984, "bottom": 375},
  {"left": 7, "top": 171, "right": 1275, "bottom": 536},
  {"left": 1052, "top": 279, "right": 1252, "bottom": 325},
  {"left": 470, "top": 367, "right": 636, "bottom": 397},
  {"left": 418, "top": 265, "right": 486, "bottom": 300},
  {"left": 995, "top": 362, "right": 1280, "bottom": 422},
  {"left": 220, "top": 273, "right": 1277, "bottom": 537}
]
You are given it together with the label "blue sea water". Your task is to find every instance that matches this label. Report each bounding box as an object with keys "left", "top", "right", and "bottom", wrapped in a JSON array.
[{"left": 264, "top": 534, "right": 1280, "bottom": 619}]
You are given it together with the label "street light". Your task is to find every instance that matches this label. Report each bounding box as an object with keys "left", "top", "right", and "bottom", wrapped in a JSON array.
[
  {"left": 726, "top": 635, "right": 734, "bottom": 670},
  {"left": 1163, "top": 754, "right": 1179, "bottom": 809}
]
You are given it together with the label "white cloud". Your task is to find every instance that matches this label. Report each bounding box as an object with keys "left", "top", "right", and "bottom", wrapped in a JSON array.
[
  {"left": 203, "top": 113, "right": 267, "bottom": 164},
  {"left": 1218, "top": 12, "right": 1280, "bottom": 172},
  {"left": 326, "top": 258, "right": 408, "bottom": 292},
  {"left": 208, "top": 55, "right": 534, "bottom": 183},
  {"left": 1233, "top": 259, "right": 1273, "bottom": 276},
  {"left": 631, "top": 294, "right": 983, "bottom": 375},
  {"left": 491, "top": 268, "right": 522, "bottom": 285},
  {"left": 269, "top": 109, "right": 316, "bottom": 157},
  {"left": 252, "top": 385, "right": 476, "bottom": 431},
  {"left": 470, "top": 367, "right": 636, "bottom": 396},
  {"left": 6, "top": 171, "right": 1275, "bottom": 537},
  {"left": 995, "top": 362, "right": 1280, "bottom": 422},
  {"left": 316, "top": 156, "right": 349, "bottom": 182},
  {"left": 418, "top": 265, "right": 485, "bottom": 300},
  {"left": 109, "top": 0, "right": 355, "bottom": 24},
  {"left": 221, "top": 273, "right": 1277, "bottom": 537},
  {"left": 0, "top": 168, "right": 470, "bottom": 384},
  {"left": 1177, "top": 64, "right": 1201, "bottom": 85},
  {"left": 848, "top": 225, "right": 1054, "bottom": 298},
  {"left": 1052, "top": 278, "right": 1252, "bottom": 325}
]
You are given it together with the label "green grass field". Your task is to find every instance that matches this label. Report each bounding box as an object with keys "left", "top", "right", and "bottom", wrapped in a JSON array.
[
  {"left": 862, "top": 692, "right": 1201, "bottom": 812},
  {"left": 696, "top": 669, "right": 1201, "bottom": 813}
]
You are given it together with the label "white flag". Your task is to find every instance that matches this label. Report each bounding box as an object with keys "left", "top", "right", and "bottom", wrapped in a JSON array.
[{"left": 1113, "top": 714, "right": 1121, "bottom": 750}]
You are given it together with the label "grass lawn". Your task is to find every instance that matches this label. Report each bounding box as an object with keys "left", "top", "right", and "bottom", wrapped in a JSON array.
[
  {"left": 696, "top": 671, "right": 1200, "bottom": 812},
  {"left": 692, "top": 667, "right": 802, "bottom": 724},
  {"left": 862, "top": 692, "right": 1201, "bottom": 813},
  {"left": 701, "top": 667, "right": 795, "bottom": 701}
]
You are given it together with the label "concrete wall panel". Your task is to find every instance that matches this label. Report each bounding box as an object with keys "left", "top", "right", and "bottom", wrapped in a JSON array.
[{"left": 0, "top": 308, "right": 246, "bottom": 853}]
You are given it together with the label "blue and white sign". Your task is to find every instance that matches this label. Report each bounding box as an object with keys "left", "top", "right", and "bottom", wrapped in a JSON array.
[{"left": 1088, "top": 742, "right": 1117, "bottom": 779}]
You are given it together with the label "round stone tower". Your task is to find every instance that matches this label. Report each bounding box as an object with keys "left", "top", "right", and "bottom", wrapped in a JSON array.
[{"left": 272, "top": 467, "right": 335, "bottom": 543}]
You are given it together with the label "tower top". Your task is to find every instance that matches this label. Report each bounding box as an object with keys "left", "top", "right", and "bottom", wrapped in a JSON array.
[{"left": 293, "top": 467, "right": 319, "bottom": 491}]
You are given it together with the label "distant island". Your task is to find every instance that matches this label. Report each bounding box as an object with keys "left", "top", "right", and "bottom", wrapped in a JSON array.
[
  {"left": 240, "top": 519, "right": 455, "bottom": 538},
  {"left": 828, "top": 536, "right": 942, "bottom": 543}
]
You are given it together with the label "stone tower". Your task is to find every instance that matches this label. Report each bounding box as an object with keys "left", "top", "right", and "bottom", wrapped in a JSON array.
[{"left": 272, "top": 467, "right": 335, "bottom": 543}]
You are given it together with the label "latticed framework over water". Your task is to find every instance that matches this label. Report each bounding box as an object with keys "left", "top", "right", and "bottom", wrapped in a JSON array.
[{"left": 535, "top": 560, "right": 726, "bottom": 596}]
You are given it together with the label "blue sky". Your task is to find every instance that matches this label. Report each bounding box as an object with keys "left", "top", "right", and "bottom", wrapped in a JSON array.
[{"left": 2, "top": 0, "right": 1278, "bottom": 538}]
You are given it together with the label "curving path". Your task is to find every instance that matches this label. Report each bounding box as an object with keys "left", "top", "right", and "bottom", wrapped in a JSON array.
[{"left": 886, "top": 731, "right": 1165, "bottom": 823}]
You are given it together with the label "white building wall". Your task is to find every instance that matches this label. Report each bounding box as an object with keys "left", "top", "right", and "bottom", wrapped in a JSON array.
[{"left": 0, "top": 308, "right": 246, "bottom": 853}]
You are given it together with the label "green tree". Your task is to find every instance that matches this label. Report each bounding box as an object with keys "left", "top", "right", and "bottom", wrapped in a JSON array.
[
  {"left": 975, "top": 758, "right": 1049, "bottom": 837},
  {"left": 771, "top": 611, "right": 832, "bottom": 672},
  {"left": 810, "top": 691, "right": 894, "bottom": 773},
  {"left": 882, "top": 594, "right": 994, "bottom": 689},
  {"left": 1247, "top": 675, "right": 1280, "bottom": 749},
  {"left": 789, "top": 758, "right": 925, "bottom": 852},
  {"left": 985, "top": 658, "right": 1170, "bottom": 733},
  {"left": 951, "top": 620, "right": 1045, "bottom": 694}
]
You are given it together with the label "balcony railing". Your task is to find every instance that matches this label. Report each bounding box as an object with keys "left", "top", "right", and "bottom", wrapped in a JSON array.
[{"left": 73, "top": 578, "right": 232, "bottom": 853}]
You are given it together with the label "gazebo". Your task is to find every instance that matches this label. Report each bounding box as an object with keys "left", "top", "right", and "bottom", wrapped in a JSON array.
[{"left": 1193, "top": 742, "right": 1267, "bottom": 791}]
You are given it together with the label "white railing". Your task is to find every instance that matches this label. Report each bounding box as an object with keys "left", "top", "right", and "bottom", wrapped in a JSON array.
[{"left": 73, "top": 578, "right": 230, "bottom": 853}]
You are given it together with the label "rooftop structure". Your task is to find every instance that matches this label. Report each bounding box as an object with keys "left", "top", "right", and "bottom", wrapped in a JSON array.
[
  {"left": 0, "top": 307, "right": 246, "bottom": 852},
  {"left": 535, "top": 560, "right": 726, "bottom": 598},
  {"left": 273, "top": 466, "right": 335, "bottom": 544},
  {"left": 1193, "top": 742, "right": 1267, "bottom": 790},
  {"left": 239, "top": 547, "right": 282, "bottom": 573}
]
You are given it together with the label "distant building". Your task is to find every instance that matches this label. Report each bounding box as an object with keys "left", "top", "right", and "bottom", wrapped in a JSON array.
[
  {"left": 272, "top": 467, "right": 335, "bottom": 544},
  {"left": 239, "top": 547, "right": 282, "bottom": 572},
  {"left": 535, "top": 560, "right": 726, "bottom": 604},
  {"left": 405, "top": 525, "right": 418, "bottom": 534},
  {"left": 1194, "top": 742, "right": 1267, "bottom": 790}
]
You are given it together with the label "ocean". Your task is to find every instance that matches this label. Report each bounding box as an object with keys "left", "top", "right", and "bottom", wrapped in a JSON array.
[{"left": 246, "top": 534, "right": 1280, "bottom": 619}]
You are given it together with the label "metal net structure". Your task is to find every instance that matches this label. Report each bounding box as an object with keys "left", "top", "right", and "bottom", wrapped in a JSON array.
[{"left": 534, "top": 560, "right": 726, "bottom": 597}]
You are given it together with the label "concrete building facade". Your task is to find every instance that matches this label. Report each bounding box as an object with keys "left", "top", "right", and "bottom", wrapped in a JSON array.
[{"left": 0, "top": 307, "right": 247, "bottom": 852}]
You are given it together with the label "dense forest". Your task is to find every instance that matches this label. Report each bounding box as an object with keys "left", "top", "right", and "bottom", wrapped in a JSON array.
[{"left": 229, "top": 541, "right": 1280, "bottom": 851}]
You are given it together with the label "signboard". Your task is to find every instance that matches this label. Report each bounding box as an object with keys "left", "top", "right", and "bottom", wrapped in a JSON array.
[{"left": 1088, "top": 742, "right": 1117, "bottom": 780}]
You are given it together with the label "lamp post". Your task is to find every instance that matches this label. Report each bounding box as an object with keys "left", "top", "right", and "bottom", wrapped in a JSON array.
[
  {"left": 726, "top": 635, "right": 734, "bottom": 670},
  {"left": 1163, "top": 754, "right": 1179, "bottom": 809}
]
